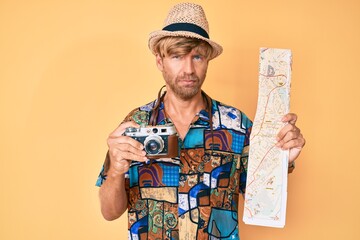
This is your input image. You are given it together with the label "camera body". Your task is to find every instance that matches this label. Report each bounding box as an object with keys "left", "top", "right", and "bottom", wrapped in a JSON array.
[{"left": 124, "top": 124, "right": 179, "bottom": 159}]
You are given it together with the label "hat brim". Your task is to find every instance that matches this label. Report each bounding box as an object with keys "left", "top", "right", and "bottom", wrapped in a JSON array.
[{"left": 148, "top": 30, "right": 223, "bottom": 60}]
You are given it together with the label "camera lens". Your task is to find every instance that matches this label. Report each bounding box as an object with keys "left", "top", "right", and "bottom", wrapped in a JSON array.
[
  {"left": 148, "top": 141, "right": 159, "bottom": 151},
  {"left": 144, "top": 135, "right": 164, "bottom": 155}
]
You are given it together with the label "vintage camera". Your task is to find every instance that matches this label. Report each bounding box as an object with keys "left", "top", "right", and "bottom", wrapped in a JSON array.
[{"left": 124, "top": 124, "right": 179, "bottom": 159}]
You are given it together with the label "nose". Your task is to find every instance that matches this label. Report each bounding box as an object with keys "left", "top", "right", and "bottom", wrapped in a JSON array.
[{"left": 183, "top": 56, "right": 195, "bottom": 75}]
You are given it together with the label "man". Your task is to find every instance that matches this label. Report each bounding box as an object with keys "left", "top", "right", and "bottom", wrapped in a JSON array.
[{"left": 96, "top": 3, "right": 305, "bottom": 239}]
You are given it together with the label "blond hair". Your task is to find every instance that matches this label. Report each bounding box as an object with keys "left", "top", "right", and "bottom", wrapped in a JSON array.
[{"left": 154, "top": 37, "right": 213, "bottom": 60}]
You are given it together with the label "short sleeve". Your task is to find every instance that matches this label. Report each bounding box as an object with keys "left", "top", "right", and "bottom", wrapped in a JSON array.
[
  {"left": 95, "top": 165, "right": 107, "bottom": 187},
  {"left": 95, "top": 151, "right": 111, "bottom": 187}
]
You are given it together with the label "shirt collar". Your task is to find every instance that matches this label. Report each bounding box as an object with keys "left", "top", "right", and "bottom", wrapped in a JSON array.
[{"left": 154, "top": 91, "right": 214, "bottom": 126}]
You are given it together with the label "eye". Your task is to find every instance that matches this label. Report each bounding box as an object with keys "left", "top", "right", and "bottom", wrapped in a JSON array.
[{"left": 193, "top": 55, "right": 203, "bottom": 61}]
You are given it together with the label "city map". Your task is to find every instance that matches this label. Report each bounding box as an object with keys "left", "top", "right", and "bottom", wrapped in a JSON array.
[{"left": 243, "top": 48, "right": 292, "bottom": 228}]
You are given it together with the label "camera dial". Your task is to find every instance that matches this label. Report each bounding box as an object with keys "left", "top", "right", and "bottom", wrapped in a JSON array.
[{"left": 125, "top": 127, "right": 138, "bottom": 133}]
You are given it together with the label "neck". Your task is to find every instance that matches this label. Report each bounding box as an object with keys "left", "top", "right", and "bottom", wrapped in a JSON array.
[
  {"left": 163, "top": 89, "right": 205, "bottom": 139},
  {"left": 164, "top": 90, "right": 205, "bottom": 118}
]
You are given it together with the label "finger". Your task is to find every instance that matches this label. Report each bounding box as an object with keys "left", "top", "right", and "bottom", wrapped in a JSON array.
[
  {"left": 109, "top": 147, "right": 147, "bottom": 165},
  {"left": 280, "top": 139, "right": 302, "bottom": 151},
  {"left": 110, "top": 121, "right": 140, "bottom": 138},
  {"left": 277, "top": 123, "right": 298, "bottom": 141},
  {"left": 108, "top": 135, "right": 144, "bottom": 150},
  {"left": 278, "top": 134, "right": 305, "bottom": 150},
  {"left": 277, "top": 126, "right": 300, "bottom": 144},
  {"left": 114, "top": 149, "right": 147, "bottom": 162},
  {"left": 114, "top": 143, "right": 147, "bottom": 158},
  {"left": 281, "top": 113, "right": 298, "bottom": 125}
]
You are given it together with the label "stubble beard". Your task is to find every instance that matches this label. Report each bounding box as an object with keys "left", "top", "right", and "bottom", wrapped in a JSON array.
[{"left": 164, "top": 72, "right": 206, "bottom": 101}]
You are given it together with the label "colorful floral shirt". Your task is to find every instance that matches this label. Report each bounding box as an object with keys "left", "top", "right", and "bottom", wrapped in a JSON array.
[{"left": 96, "top": 96, "right": 252, "bottom": 240}]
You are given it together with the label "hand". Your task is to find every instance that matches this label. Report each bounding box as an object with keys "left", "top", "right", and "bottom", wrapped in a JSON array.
[
  {"left": 276, "top": 113, "right": 306, "bottom": 164},
  {"left": 107, "top": 121, "right": 147, "bottom": 177}
]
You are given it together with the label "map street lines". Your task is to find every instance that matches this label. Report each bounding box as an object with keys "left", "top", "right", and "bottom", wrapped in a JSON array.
[{"left": 243, "top": 48, "right": 292, "bottom": 228}]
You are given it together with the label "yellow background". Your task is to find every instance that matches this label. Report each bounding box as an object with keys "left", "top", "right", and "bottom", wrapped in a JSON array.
[{"left": 1, "top": 0, "right": 359, "bottom": 239}]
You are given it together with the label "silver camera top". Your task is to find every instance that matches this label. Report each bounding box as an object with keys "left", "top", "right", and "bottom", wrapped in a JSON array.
[{"left": 124, "top": 124, "right": 177, "bottom": 137}]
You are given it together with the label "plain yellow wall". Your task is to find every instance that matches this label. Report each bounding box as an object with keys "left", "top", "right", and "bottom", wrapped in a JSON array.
[{"left": 1, "top": 0, "right": 359, "bottom": 239}]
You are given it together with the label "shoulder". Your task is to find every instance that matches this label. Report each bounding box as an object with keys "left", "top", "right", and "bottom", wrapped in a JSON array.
[
  {"left": 212, "top": 99, "right": 253, "bottom": 131},
  {"left": 122, "top": 99, "right": 157, "bottom": 125}
]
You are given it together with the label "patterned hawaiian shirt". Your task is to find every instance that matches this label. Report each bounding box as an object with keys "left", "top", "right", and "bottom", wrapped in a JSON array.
[{"left": 96, "top": 94, "right": 252, "bottom": 240}]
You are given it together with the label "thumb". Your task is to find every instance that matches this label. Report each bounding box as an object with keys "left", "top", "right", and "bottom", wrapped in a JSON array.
[{"left": 110, "top": 121, "right": 140, "bottom": 138}]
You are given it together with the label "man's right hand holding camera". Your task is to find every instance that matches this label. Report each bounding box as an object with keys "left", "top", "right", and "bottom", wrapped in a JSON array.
[
  {"left": 107, "top": 121, "right": 148, "bottom": 176},
  {"left": 99, "top": 121, "right": 147, "bottom": 221}
]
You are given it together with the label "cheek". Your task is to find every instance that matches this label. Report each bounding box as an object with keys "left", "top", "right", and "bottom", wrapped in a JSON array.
[
  {"left": 196, "top": 64, "right": 208, "bottom": 78},
  {"left": 164, "top": 62, "right": 181, "bottom": 76}
]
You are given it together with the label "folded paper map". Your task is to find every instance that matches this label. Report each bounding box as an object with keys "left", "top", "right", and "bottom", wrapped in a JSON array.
[{"left": 243, "top": 48, "right": 292, "bottom": 228}]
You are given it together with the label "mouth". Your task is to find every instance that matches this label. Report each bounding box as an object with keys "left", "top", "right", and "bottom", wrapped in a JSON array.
[
  {"left": 178, "top": 80, "right": 197, "bottom": 87},
  {"left": 178, "top": 77, "right": 197, "bottom": 83}
]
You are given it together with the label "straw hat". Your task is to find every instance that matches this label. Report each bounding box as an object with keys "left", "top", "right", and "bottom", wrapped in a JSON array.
[{"left": 148, "top": 2, "right": 223, "bottom": 60}]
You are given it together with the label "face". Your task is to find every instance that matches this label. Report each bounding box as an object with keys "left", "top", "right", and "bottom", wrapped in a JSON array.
[{"left": 156, "top": 48, "right": 209, "bottom": 101}]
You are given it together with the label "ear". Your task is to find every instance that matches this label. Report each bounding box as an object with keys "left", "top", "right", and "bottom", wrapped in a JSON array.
[{"left": 156, "top": 54, "right": 164, "bottom": 71}]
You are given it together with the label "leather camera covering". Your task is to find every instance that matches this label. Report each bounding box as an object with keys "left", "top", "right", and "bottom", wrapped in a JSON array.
[{"left": 147, "top": 133, "right": 179, "bottom": 159}]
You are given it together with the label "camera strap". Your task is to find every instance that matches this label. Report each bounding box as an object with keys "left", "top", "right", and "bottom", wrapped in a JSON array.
[{"left": 149, "top": 85, "right": 167, "bottom": 126}]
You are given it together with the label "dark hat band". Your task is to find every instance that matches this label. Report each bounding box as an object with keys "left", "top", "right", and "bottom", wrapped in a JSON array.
[{"left": 162, "top": 23, "right": 209, "bottom": 39}]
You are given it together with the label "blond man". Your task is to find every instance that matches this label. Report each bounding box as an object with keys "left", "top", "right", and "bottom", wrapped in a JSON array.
[{"left": 96, "top": 3, "right": 305, "bottom": 239}]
